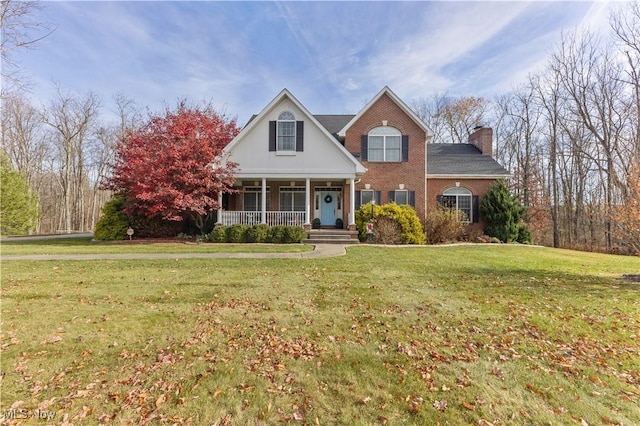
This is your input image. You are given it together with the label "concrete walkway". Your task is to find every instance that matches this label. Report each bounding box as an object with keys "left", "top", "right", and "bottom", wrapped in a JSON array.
[{"left": 1, "top": 244, "right": 348, "bottom": 261}]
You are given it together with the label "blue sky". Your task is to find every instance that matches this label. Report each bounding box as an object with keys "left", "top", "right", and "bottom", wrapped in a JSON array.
[{"left": 14, "top": 1, "right": 614, "bottom": 126}]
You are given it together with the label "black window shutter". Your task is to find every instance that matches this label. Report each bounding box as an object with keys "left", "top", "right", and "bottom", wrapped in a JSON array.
[
  {"left": 375, "top": 191, "right": 381, "bottom": 205},
  {"left": 355, "top": 191, "right": 361, "bottom": 210},
  {"left": 436, "top": 195, "right": 443, "bottom": 206},
  {"left": 269, "top": 121, "right": 276, "bottom": 151},
  {"left": 388, "top": 191, "right": 395, "bottom": 203},
  {"left": 409, "top": 191, "right": 415, "bottom": 207},
  {"left": 402, "top": 135, "right": 409, "bottom": 162},
  {"left": 296, "top": 121, "right": 304, "bottom": 152},
  {"left": 472, "top": 195, "right": 479, "bottom": 223},
  {"left": 361, "top": 135, "right": 368, "bottom": 161}
]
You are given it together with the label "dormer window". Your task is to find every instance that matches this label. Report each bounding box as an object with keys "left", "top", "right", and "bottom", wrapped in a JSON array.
[
  {"left": 269, "top": 112, "right": 304, "bottom": 152},
  {"left": 277, "top": 111, "right": 296, "bottom": 151}
]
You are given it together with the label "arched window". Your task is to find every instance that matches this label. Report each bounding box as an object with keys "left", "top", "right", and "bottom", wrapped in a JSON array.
[
  {"left": 277, "top": 111, "right": 296, "bottom": 151},
  {"left": 368, "top": 126, "right": 401, "bottom": 162},
  {"left": 442, "top": 187, "right": 472, "bottom": 222}
]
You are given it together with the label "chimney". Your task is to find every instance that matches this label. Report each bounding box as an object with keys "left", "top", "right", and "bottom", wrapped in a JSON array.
[{"left": 469, "top": 126, "right": 493, "bottom": 156}]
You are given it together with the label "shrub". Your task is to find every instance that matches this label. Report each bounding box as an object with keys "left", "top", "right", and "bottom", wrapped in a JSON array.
[
  {"left": 424, "top": 208, "right": 466, "bottom": 244},
  {"left": 481, "top": 179, "right": 526, "bottom": 243},
  {"left": 94, "top": 195, "right": 130, "bottom": 240},
  {"left": 283, "top": 226, "right": 306, "bottom": 243},
  {"left": 245, "top": 224, "right": 270, "bottom": 243},
  {"left": 374, "top": 216, "right": 402, "bottom": 244},
  {"left": 356, "top": 202, "right": 424, "bottom": 244},
  {"left": 207, "top": 225, "right": 226, "bottom": 243},
  {"left": 516, "top": 224, "right": 533, "bottom": 244},
  {"left": 226, "top": 224, "right": 248, "bottom": 243}
]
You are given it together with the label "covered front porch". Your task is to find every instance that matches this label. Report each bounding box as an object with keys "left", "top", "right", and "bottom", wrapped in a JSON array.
[{"left": 217, "top": 177, "right": 358, "bottom": 229}]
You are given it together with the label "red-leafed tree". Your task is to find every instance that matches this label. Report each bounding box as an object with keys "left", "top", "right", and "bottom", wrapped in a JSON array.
[{"left": 103, "top": 101, "right": 239, "bottom": 233}]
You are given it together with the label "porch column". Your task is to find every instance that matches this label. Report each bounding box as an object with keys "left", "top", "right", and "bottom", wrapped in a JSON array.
[
  {"left": 305, "top": 178, "right": 311, "bottom": 225},
  {"left": 216, "top": 192, "right": 223, "bottom": 225},
  {"left": 349, "top": 178, "right": 356, "bottom": 226},
  {"left": 261, "top": 178, "right": 267, "bottom": 224}
]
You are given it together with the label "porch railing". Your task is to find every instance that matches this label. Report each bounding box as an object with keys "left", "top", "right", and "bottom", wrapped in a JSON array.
[{"left": 220, "top": 211, "right": 306, "bottom": 227}]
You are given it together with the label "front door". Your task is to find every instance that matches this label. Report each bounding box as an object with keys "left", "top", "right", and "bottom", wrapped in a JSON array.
[{"left": 320, "top": 192, "right": 336, "bottom": 225}]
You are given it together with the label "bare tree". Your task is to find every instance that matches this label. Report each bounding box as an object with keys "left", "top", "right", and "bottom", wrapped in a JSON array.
[
  {"left": 610, "top": 1, "right": 640, "bottom": 163},
  {"left": 42, "top": 87, "right": 101, "bottom": 232},
  {"left": 0, "top": 0, "right": 52, "bottom": 93},
  {"left": 410, "top": 91, "right": 449, "bottom": 143},
  {"left": 0, "top": 94, "right": 49, "bottom": 190}
]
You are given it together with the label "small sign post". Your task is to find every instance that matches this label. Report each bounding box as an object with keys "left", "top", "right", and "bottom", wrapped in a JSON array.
[
  {"left": 366, "top": 222, "right": 374, "bottom": 234},
  {"left": 127, "top": 227, "right": 134, "bottom": 240}
]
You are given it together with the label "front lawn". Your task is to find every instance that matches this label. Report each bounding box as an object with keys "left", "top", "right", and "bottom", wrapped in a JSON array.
[
  {"left": 0, "top": 237, "right": 312, "bottom": 255},
  {"left": 1, "top": 246, "right": 638, "bottom": 424}
]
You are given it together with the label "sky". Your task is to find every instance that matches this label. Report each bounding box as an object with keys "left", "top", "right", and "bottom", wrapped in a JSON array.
[{"left": 11, "top": 1, "right": 617, "bottom": 126}]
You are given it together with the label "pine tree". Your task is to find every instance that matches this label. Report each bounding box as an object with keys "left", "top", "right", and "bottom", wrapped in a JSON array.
[
  {"left": 0, "top": 153, "right": 39, "bottom": 235},
  {"left": 480, "top": 179, "right": 525, "bottom": 243}
]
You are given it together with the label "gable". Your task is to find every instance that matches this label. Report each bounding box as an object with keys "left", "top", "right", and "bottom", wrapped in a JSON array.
[
  {"left": 338, "top": 86, "right": 430, "bottom": 138},
  {"left": 223, "top": 90, "right": 366, "bottom": 179}
]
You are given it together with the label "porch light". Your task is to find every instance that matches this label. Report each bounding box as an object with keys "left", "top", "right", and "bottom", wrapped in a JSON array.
[
  {"left": 290, "top": 181, "right": 295, "bottom": 186},
  {"left": 326, "top": 181, "right": 331, "bottom": 187}
]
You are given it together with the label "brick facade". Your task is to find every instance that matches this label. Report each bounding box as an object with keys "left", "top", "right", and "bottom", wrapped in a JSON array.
[
  {"left": 343, "top": 93, "right": 428, "bottom": 220},
  {"left": 426, "top": 178, "right": 497, "bottom": 230}
]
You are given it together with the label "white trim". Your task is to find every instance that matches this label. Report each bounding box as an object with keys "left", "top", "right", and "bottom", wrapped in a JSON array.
[
  {"left": 428, "top": 174, "right": 512, "bottom": 179},
  {"left": 223, "top": 89, "right": 366, "bottom": 175},
  {"left": 337, "top": 86, "right": 430, "bottom": 137}
]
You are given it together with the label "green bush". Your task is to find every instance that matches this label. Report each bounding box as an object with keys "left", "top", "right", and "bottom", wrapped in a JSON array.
[
  {"left": 94, "top": 195, "right": 130, "bottom": 240},
  {"left": 356, "top": 202, "right": 424, "bottom": 244},
  {"left": 283, "top": 226, "right": 307, "bottom": 243},
  {"left": 267, "top": 226, "right": 285, "bottom": 243},
  {"left": 207, "top": 225, "right": 226, "bottom": 243},
  {"left": 424, "top": 208, "right": 467, "bottom": 244},
  {"left": 245, "top": 224, "right": 270, "bottom": 243},
  {"left": 516, "top": 224, "right": 533, "bottom": 244},
  {"left": 481, "top": 179, "right": 528, "bottom": 243},
  {"left": 226, "top": 224, "right": 248, "bottom": 243}
]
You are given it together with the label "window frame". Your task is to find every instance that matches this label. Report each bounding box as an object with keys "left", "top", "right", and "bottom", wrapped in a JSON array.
[
  {"left": 277, "top": 111, "right": 296, "bottom": 152},
  {"left": 367, "top": 126, "right": 402, "bottom": 162},
  {"left": 243, "top": 186, "right": 270, "bottom": 211},
  {"left": 279, "top": 187, "right": 305, "bottom": 212},
  {"left": 441, "top": 187, "right": 472, "bottom": 223}
]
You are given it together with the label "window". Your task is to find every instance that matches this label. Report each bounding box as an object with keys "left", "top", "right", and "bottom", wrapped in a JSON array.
[
  {"left": 441, "top": 187, "right": 472, "bottom": 222},
  {"left": 280, "top": 187, "right": 305, "bottom": 211},
  {"left": 360, "top": 189, "right": 380, "bottom": 205},
  {"left": 394, "top": 190, "right": 408, "bottom": 205},
  {"left": 368, "top": 126, "right": 401, "bottom": 162},
  {"left": 243, "top": 187, "right": 270, "bottom": 211},
  {"left": 277, "top": 111, "right": 296, "bottom": 151}
]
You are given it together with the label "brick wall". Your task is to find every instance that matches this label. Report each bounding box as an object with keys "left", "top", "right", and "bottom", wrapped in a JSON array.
[
  {"left": 343, "top": 93, "right": 427, "bottom": 219},
  {"left": 468, "top": 127, "right": 493, "bottom": 156},
  {"left": 426, "top": 178, "right": 497, "bottom": 230}
]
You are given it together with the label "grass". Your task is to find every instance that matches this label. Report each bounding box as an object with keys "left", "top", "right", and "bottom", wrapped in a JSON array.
[
  {"left": 0, "top": 237, "right": 312, "bottom": 255},
  {"left": 1, "top": 244, "right": 639, "bottom": 425}
]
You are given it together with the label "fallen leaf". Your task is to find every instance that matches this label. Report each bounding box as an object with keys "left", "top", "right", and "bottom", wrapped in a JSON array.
[{"left": 433, "top": 400, "right": 448, "bottom": 411}]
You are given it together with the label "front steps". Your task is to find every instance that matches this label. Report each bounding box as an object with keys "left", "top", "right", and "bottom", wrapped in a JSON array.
[{"left": 304, "top": 229, "right": 360, "bottom": 245}]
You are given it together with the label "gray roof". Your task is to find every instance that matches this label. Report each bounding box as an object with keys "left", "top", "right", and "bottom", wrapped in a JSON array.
[
  {"left": 314, "top": 115, "right": 355, "bottom": 139},
  {"left": 427, "top": 144, "right": 511, "bottom": 177}
]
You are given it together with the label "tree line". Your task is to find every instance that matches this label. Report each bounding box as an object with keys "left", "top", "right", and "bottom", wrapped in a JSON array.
[
  {"left": 1, "top": 1, "right": 639, "bottom": 253},
  {"left": 411, "top": 2, "right": 640, "bottom": 253}
]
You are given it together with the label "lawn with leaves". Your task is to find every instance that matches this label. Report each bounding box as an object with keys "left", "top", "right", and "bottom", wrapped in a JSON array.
[
  {"left": 1, "top": 245, "right": 639, "bottom": 425},
  {"left": 0, "top": 237, "right": 312, "bottom": 255}
]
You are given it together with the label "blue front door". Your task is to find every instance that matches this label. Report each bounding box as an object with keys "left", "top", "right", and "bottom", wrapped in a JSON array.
[{"left": 321, "top": 192, "right": 336, "bottom": 225}]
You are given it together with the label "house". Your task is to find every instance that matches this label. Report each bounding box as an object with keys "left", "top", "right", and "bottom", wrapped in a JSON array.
[{"left": 218, "top": 87, "right": 510, "bottom": 232}]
